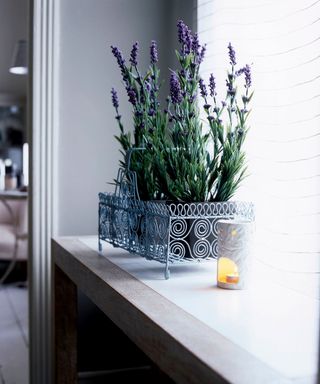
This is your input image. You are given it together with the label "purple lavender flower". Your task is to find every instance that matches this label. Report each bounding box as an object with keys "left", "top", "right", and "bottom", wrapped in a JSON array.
[
  {"left": 127, "top": 87, "right": 137, "bottom": 106},
  {"left": 236, "top": 64, "right": 252, "bottom": 89},
  {"left": 177, "top": 20, "right": 193, "bottom": 55},
  {"left": 227, "top": 88, "right": 236, "bottom": 97},
  {"left": 111, "top": 87, "right": 119, "bottom": 109},
  {"left": 244, "top": 64, "right": 252, "bottom": 88},
  {"left": 192, "top": 32, "right": 200, "bottom": 56},
  {"left": 228, "top": 42, "right": 236, "bottom": 66},
  {"left": 170, "top": 72, "right": 182, "bottom": 104},
  {"left": 242, "top": 96, "right": 248, "bottom": 103},
  {"left": 199, "top": 78, "right": 207, "bottom": 98},
  {"left": 150, "top": 40, "right": 158, "bottom": 64},
  {"left": 111, "top": 45, "right": 126, "bottom": 69},
  {"left": 236, "top": 68, "right": 245, "bottom": 77},
  {"left": 129, "top": 42, "right": 139, "bottom": 66},
  {"left": 145, "top": 78, "right": 152, "bottom": 92},
  {"left": 190, "top": 29, "right": 206, "bottom": 63},
  {"left": 198, "top": 44, "right": 206, "bottom": 64},
  {"left": 185, "top": 27, "right": 193, "bottom": 54},
  {"left": 177, "top": 20, "right": 187, "bottom": 45},
  {"left": 228, "top": 73, "right": 235, "bottom": 82},
  {"left": 226, "top": 79, "right": 235, "bottom": 97},
  {"left": 209, "top": 74, "right": 216, "bottom": 97}
]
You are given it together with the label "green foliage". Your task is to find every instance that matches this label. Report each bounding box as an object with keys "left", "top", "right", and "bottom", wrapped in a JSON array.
[
  {"left": 200, "top": 57, "right": 253, "bottom": 202},
  {"left": 151, "top": 49, "right": 210, "bottom": 202},
  {"left": 110, "top": 22, "right": 253, "bottom": 203}
]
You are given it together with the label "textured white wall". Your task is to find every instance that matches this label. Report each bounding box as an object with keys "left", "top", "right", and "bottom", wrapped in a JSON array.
[{"left": 57, "top": 0, "right": 193, "bottom": 235}]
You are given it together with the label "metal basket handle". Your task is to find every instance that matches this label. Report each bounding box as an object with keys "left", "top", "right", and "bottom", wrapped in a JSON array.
[{"left": 114, "top": 148, "right": 146, "bottom": 201}]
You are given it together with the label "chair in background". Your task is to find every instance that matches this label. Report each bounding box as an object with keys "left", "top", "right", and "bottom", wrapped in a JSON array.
[{"left": 0, "top": 192, "right": 28, "bottom": 284}]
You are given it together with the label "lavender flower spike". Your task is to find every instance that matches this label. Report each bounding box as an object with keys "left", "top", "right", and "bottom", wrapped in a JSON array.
[
  {"left": 150, "top": 40, "right": 158, "bottom": 64},
  {"left": 228, "top": 42, "right": 236, "bottom": 66},
  {"left": 199, "top": 44, "right": 206, "bottom": 64},
  {"left": 192, "top": 32, "right": 200, "bottom": 56},
  {"left": 199, "top": 78, "right": 207, "bottom": 98},
  {"left": 177, "top": 20, "right": 193, "bottom": 54},
  {"left": 244, "top": 64, "right": 252, "bottom": 88},
  {"left": 170, "top": 71, "right": 182, "bottom": 104},
  {"left": 177, "top": 20, "right": 187, "bottom": 45},
  {"left": 236, "top": 64, "right": 252, "bottom": 88},
  {"left": 111, "top": 88, "right": 119, "bottom": 109},
  {"left": 127, "top": 87, "right": 137, "bottom": 106},
  {"left": 129, "top": 41, "right": 139, "bottom": 67},
  {"left": 111, "top": 45, "right": 126, "bottom": 69},
  {"left": 209, "top": 74, "right": 216, "bottom": 97},
  {"left": 185, "top": 26, "right": 193, "bottom": 54}
]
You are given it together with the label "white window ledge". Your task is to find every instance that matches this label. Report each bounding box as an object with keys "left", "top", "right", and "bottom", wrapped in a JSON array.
[{"left": 83, "top": 237, "right": 319, "bottom": 383}]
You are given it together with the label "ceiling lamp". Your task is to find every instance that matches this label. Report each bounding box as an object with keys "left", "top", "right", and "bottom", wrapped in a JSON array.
[{"left": 9, "top": 40, "right": 28, "bottom": 75}]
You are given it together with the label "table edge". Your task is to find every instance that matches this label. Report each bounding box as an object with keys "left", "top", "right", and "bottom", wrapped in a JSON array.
[{"left": 52, "top": 235, "right": 290, "bottom": 384}]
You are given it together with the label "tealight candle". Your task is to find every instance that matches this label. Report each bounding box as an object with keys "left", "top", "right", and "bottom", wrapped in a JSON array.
[{"left": 226, "top": 273, "right": 239, "bottom": 284}]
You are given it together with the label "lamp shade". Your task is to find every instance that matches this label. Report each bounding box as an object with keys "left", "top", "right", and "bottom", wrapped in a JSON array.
[{"left": 9, "top": 40, "right": 28, "bottom": 75}]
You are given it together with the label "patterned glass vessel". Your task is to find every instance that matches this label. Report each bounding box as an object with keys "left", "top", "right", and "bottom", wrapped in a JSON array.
[{"left": 217, "top": 219, "right": 254, "bottom": 289}]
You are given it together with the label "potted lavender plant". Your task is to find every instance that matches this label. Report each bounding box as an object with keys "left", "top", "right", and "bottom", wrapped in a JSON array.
[{"left": 100, "top": 20, "right": 254, "bottom": 272}]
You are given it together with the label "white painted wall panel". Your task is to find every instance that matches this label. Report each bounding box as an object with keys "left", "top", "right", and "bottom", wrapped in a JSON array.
[{"left": 57, "top": 0, "right": 193, "bottom": 235}]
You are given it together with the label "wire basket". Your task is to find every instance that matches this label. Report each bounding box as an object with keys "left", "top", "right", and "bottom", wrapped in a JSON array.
[{"left": 98, "top": 154, "right": 254, "bottom": 279}]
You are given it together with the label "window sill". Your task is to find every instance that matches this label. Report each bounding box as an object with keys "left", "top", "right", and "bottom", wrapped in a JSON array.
[{"left": 82, "top": 236, "right": 319, "bottom": 383}]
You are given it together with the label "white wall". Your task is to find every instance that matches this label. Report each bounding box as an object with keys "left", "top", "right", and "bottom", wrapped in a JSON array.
[{"left": 57, "top": 0, "right": 193, "bottom": 235}]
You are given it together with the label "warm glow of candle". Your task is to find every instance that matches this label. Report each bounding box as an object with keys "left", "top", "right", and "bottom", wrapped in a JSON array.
[
  {"left": 226, "top": 273, "right": 239, "bottom": 284},
  {"left": 217, "top": 257, "right": 239, "bottom": 284}
]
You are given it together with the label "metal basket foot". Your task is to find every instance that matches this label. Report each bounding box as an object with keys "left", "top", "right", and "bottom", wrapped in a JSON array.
[
  {"left": 98, "top": 240, "right": 102, "bottom": 252},
  {"left": 164, "top": 264, "right": 170, "bottom": 280}
]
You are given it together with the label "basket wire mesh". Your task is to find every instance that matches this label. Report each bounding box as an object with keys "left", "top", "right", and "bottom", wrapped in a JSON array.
[{"left": 99, "top": 153, "right": 254, "bottom": 279}]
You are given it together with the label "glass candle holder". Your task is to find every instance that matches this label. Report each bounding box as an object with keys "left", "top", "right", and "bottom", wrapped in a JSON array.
[{"left": 217, "top": 219, "right": 253, "bottom": 290}]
